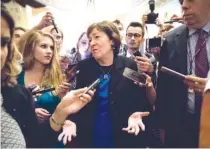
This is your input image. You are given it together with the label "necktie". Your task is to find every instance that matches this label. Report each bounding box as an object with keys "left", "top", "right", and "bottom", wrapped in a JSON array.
[
  {"left": 195, "top": 29, "right": 209, "bottom": 78},
  {"left": 195, "top": 29, "right": 209, "bottom": 113}
]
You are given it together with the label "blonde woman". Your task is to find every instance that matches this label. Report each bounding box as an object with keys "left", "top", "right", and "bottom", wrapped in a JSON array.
[
  {"left": 17, "top": 30, "right": 70, "bottom": 122},
  {"left": 1, "top": 6, "right": 94, "bottom": 147}
]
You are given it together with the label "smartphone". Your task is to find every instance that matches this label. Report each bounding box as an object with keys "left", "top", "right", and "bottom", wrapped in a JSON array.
[
  {"left": 123, "top": 67, "right": 146, "bottom": 84},
  {"left": 83, "top": 78, "right": 100, "bottom": 94},
  {"left": 133, "top": 51, "right": 142, "bottom": 57},
  {"left": 65, "top": 64, "right": 78, "bottom": 78},
  {"left": 149, "top": 37, "right": 161, "bottom": 48},
  {"left": 68, "top": 70, "right": 80, "bottom": 83},
  {"left": 28, "top": 84, "right": 38, "bottom": 92},
  {"left": 160, "top": 66, "right": 185, "bottom": 80},
  {"left": 66, "top": 64, "right": 78, "bottom": 72},
  {"left": 32, "top": 87, "right": 55, "bottom": 95}
]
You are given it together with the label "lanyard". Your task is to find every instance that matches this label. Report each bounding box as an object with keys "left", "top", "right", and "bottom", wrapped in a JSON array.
[{"left": 187, "top": 31, "right": 210, "bottom": 74}]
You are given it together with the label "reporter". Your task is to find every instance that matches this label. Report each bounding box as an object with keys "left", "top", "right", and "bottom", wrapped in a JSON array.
[
  {"left": 1, "top": 6, "right": 94, "bottom": 148},
  {"left": 17, "top": 30, "right": 70, "bottom": 120}
]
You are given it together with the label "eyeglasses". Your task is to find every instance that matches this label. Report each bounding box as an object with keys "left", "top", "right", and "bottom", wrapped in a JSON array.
[{"left": 126, "top": 33, "right": 142, "bottom": 39}]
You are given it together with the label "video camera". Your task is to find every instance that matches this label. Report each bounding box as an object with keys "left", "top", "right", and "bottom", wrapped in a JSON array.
[{"left": 146, "top": 0, "right": 159, "bottom": 24}]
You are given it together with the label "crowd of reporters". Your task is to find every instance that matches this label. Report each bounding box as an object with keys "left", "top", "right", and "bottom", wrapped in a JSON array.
[{"left": 1, "top": 0, "right": 210, "bottom": 148}]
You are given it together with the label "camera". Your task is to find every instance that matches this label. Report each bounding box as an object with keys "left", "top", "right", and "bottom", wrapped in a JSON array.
[{"left": 146, "top": 0, "right": 159, "bottom": 24}]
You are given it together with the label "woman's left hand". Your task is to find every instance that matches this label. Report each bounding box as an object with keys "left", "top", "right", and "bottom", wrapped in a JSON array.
[
  {"left": 122, "top": 112, "right": 150, "bottom": 136},
  {"left": 58, "top": 120, "right": 77, "bottom": 145}
]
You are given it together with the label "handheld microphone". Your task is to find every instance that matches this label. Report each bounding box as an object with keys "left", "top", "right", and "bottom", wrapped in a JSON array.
[
  {"left": 52, "top": 20, "right": 59, "bottom": 33},
  {"left": 68, "top": 70, "right": 80, "bottom": 83},
  {"left": 83, "top": 78, "right": 100, "bottom": 94},
  {"left": 164, "top": 20, "right": 177, "bottom": 24},
  {"left": 164, "top": 19, "right": 183, "bottom": 24},
  {"left": 32, "top": 87, "right": 55, "bottom": 95}
]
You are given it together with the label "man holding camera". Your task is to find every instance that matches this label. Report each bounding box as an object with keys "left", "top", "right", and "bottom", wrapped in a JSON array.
[{"left": 156, "top": 0, "right": 210, "bottom": 147}]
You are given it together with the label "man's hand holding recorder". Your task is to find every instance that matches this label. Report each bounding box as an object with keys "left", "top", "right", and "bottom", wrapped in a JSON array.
[{"left": 160, "top": 66, "right": 208, "bottom": 93}]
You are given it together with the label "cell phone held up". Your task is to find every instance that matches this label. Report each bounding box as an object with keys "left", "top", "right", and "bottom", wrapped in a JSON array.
[
  {"left": 123, "top": 67, "right": 146, "bottom": 84},
  {"left": 133, "top": 51, "right": 142, "bottom": 57},
  {"left": 83, "top": 78, "right": 100, "bottom": 94},
  {"left": 160, "top": 66, "right": 185, "bottom": 80},
  {"left": 32, "top": 87, "right": 55, "bottom": 95}
]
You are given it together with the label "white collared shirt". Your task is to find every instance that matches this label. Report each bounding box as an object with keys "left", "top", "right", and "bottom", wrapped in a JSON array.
[{"left": 187, "top": 22, "right": 210, "bottom": 114}]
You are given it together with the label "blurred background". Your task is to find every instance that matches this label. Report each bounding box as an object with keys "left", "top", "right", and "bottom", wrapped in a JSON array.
[{"left": 3, "top": 0, "right": 182, "bottom": 54}]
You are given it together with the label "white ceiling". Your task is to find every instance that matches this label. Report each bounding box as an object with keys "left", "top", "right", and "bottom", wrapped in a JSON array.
[{"left": 33, "top": 0, "right": 182, "bottom": 52}]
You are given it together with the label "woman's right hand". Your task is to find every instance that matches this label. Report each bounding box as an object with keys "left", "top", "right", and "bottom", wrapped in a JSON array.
[
  {"left": 35, "top": 108, "right": 51, "bottom": 122},
  {"left": 57, "top": 87, "right": 94, "bottom": 115}
]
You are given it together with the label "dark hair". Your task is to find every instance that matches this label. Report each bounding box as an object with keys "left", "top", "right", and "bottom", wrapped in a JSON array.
[
  {"left": 14, "top": 27, "right": 26, "bottom": 32},
  {"left": 50, "top": 27, "right": 64, "bottom": 39},
  {"left": 87, "top": 21, "right": 121, "bottom": 57},
  {"left": 113, "top": 19, "right": 123, "bottom": 26},
  {"left": 126, "top": 22, "right": 144, "bottom": 37}
]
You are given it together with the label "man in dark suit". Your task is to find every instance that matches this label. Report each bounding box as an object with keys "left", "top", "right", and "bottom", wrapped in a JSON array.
[{"left": 156, "top": 0, "right": 210, "bottom": 147}]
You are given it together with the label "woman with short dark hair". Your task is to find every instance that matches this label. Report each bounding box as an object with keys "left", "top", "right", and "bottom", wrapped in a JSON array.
[{"left": 67, "top": 21, "right": 152, "bottom": 148}]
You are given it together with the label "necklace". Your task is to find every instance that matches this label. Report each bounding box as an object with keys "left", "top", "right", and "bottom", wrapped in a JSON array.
[{"left": 99, "top": 65, "right": 113, "bottom": 79}]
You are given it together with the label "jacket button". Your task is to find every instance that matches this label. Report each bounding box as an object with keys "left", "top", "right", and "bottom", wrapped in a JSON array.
[
  {"left": 109, "top": 92, "right": 113, "bottom": 95},
  {"left": 13, "top": 108, "right": 16, "bottom": 111}
]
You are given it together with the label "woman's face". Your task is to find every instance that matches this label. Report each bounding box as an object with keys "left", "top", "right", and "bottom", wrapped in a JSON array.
[
  {"left": 78, "top": 33, "right": 89, "bottom": 53},
  {"left": 88, "top": 28, "right": 113, "bottom": 61},
  {"left": 1, "top": 16, "right": 10, "bottom": 71},
  {"left": 34, "top": 36, "right": 54, "bottom": 66},
  {"left": 59, "top": 56, "right": 69, "bottom": 71}
]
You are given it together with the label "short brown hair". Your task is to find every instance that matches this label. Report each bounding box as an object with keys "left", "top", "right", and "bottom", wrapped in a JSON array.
[
  {"left": 87, "top": 21, "right": 121, "bottom": 56},
  {"left": 126, "top": 22, "right": 144, "bottom": 37}
]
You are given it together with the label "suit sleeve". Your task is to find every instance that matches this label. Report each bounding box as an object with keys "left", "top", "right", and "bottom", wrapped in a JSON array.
[{"left": 155, "top": 38, "right": 169, "bottom": 128}]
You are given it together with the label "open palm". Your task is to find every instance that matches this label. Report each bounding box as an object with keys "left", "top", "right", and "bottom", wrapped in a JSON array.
[{"left": 122, "top": 112, "right": 150, "bottom": 136}]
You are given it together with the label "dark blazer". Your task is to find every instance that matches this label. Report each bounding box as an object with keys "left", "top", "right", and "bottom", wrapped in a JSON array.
[
  {"left": 156, "top": 25, "right": 200, "bottom": 147},
  {"left": 1, "top": 85, "right": 58, "bottom": 148},
  {"left": 68, "top": 56, "right": 152, "bottom": 148}
]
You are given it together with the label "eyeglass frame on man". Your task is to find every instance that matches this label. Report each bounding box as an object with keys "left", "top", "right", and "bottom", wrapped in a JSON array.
[{"left": 126, "top": 33, "right": 142, "bottom": 39}]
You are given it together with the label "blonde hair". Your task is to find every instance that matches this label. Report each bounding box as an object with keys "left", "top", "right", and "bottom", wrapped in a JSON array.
[
  {"left": 22, "top": 30, "right": 64, "bottom": 88},
  {"left": 1, "top": 42, "right": 22, "bottom": 87}
]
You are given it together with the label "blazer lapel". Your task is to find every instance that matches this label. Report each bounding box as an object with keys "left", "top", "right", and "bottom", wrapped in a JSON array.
[
  {"left": 174, "top": 25, "right": 189, "bottom": 75},
  {"left": 110, "top": 57, "right": 125, "bottom": 92}
]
